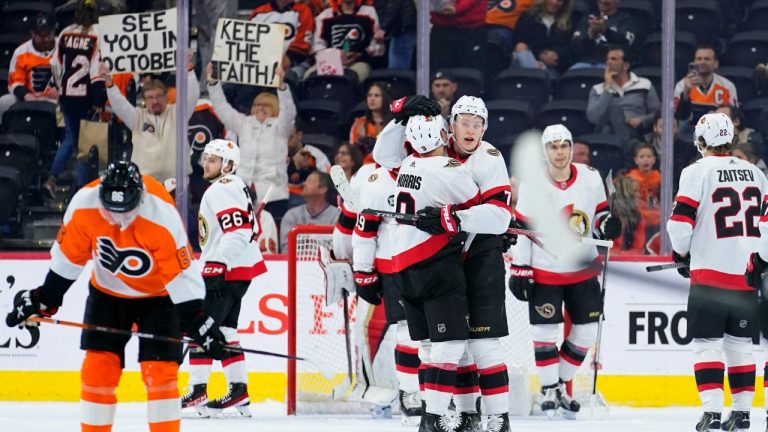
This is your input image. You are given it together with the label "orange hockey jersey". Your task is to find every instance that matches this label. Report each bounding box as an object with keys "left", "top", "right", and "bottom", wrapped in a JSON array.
[
  {"left": 50, "top": 175, "right": 205, "bottom": 303},
  {"left": 7, "top": 39, "right": 53, "bottom": 96}
]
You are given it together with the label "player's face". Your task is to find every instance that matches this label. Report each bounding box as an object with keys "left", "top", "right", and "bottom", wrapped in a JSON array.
[
  {"left": 202, "top": 154, "right": 224, "bottom": 181},
  {"left": 431, "top": 79, "right": 457, "bottom": 100},
  {"left": 366, "top": 85, "right": 383, "bottom": 111},
  {"left": 693, "top": 48, "right": 717, "bottom": 76},
  {"left": 634, "top": 148, "right": 656, "bottom": 173},
  {"left": 452, "top": 113, "right": 485, "bottom": 153},
  {"left": 545, "top": 140, "right": 572, "bottom": 170},
  {"left": 144, "top": 88, "right": 168, "bottom": 115}
]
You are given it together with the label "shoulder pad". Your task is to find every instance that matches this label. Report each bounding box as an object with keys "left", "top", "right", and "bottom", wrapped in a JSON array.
[
  {"left": 445, "top": 158, "right": 462, "bottom": 168},
  {"left": 486, "top": 147, "right": 501, "bottom": 157}
]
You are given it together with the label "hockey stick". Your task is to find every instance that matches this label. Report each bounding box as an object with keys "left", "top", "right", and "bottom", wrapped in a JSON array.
[
  {"left": 254, "top": 184, "right": 274, "bottom": 219},
  {"left": 645, "top": 262, "right": 687, "bottom": 272},
  {"left": 330, "top": 165, "right": 363, "bottom": 213},
  {"left": 30, "top": 316, "right": 335, "bottom": 379},
  {"left": 590, "top": 242, "right": 611, "bottom": 417}
]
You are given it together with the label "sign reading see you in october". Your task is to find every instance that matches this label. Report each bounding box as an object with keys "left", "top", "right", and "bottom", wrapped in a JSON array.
[
  {"left": 212, "top": 19, "right": 285, "bottom": 88},
  {"left": 99, "top": 8, "right": 178, "bottom": 73}
]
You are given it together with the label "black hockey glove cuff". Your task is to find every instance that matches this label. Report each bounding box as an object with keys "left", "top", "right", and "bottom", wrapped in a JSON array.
[
  {"left": 390, "top": 95, "right": 441, "bottom": 125},
  {"left": 353, "top": 271, "right": 382, "bottom": 305},
  {"left": 202, "top": 261, "right": 227, "bottom": 293},
  {"left": 672, "top": 251, "right": 691, "bottom": 279},
  {"left": 745, "top": 252, "right": 768, "bottom": 290},
  {"left": 508, "top": 266, "right": 535, "bottom": 302},
  {"left": 176, "top": 299, "right": 227, "bottom": 360}
]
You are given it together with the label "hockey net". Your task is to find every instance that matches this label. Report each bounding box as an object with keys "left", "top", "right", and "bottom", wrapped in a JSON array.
[{"left": 287, "top": 225, "right": 602, "bottom": 415}]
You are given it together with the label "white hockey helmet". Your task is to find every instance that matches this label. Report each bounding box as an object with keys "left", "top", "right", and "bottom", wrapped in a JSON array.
[
  {"left": 450, "top": 95, "right": 488, "bottom": 131},
  {"left": 694, "top": 112, "right": 734, "bottom": 156},
  {"left": 541, "top": 124, "right": 573, "bottom": 164},
  {"left": 203, "top": 139, "right": 240, "bottom": 175},
  {"left": 405, "top": 115, "right": 448, "bottom": 154}
]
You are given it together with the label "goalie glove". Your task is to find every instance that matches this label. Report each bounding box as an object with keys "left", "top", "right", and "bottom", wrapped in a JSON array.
[
  {"left": 508, "top": 265, "right": 535, "bottom": 301},
  {"left": 415, "top": 205, "right": 461, "bottom": 235},
  {"left": 672, "top": 251, "right": 690, "bottom": 279},
  {"left": 353, "top": 270, "right": 383, "bottom": 305},
  {"left": 745, "top": 252, "right": 768, "bottom": 290},
  {"left": 390, "top": 95, "right": 441, "bottom": 125},
  {"left": 317, "top": 245, "right": 355, "bottom": 306}
]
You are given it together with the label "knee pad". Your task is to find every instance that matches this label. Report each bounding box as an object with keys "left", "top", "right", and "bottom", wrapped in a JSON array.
[
  {"left": 82, "top": 350, "right": 122, "bottom": 389},
  {"left": 693, "top": 338, "right": 723, "bottom": 363},
  {"left": 531, "top": 324, "right": 559, "bottom": 344},
  {"left": 397, "top": 320, "right": 419, "bottom": 348},
  {"left": 140, "top": 361, "right": 179, "bottom": 399},
  {"left": 724, "top": 334, "right": 754, "bottom": 366},
  {"left": 567, "top": 322, "right": 598, "bottom": 349},
  {"left": 467, "top": 339, "right": 505, "bottom": 369},
  {"left": 418, "top": 341, "right": 433, "bottom": 364},
  {"left": 431, "top": 340, "right": 466, "bottom": 365},
  {"left": 220, "top": 326, "right": 238, "bottom": 344}
]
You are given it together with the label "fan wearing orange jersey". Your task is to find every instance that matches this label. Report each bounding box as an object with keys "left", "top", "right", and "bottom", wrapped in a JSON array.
[{"left": 6, "top": 161, "right": 226, "bottom": 432}]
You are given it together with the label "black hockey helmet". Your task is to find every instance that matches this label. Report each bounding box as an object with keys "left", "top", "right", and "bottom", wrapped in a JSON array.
[{"left": 99, "top": 161, "right": 143, "bottom": 213}]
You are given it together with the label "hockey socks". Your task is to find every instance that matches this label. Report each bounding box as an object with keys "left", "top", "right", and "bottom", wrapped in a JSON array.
[
  {"left": 187, "top": 346, "right": 213, "bottom": 387},
  {"left": 478, "top": 364, "right": 510, "bottom": 415},
  {"left": 454, "top": 364, "right": 479, "bottom": 413},
  {"left": 395, "top": 343, "right": 421, "bottom": 393},
  {"left": 423, "top": 363, "right": 458, "bottom": 415},
  {"left": 81, "top": 351, "right": 121, "bottom": 432}
]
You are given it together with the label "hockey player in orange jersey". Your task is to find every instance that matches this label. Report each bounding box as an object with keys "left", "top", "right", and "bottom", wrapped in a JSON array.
[{"left": 6, "top": 161, "right": 227, "bottom": 432}]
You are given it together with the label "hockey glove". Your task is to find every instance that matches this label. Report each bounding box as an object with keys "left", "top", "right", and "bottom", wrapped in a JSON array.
[
  {"left": 176, "top": 299, "right": 227, "bottom": 360},
  {"left": 501, "top": 232, "right": 517, "bottom": 252},
  {"left": 353, "top": 271, "right": 383, "bottom": 305},
  {"left": 745, "top": 252, "right": 768, "bottom": 290},
  {"left": 672, "top": 251, "right": 691, "bottom": 279},
  {"left": 5, "top": 288, "right": 58, "bottom": 328},
  {"left": 508, "top": 266, "right": 535, "bottom": 302},
  {"left": 390, "top": 95, "right": 441, "bottom": 125},
  {"left": 600, "top": 214, "right": 622, "bottom": 240},
  {"left": 202, "top": 261, "right": 227, "bottom": 294},
  {"left": 415, "top": 205, "right": 461, "bottom": 235}
]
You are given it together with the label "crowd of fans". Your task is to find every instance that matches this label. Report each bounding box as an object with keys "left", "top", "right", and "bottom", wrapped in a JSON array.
[{"left": 1, "top": 0, "right": 768, "bottom": 256}]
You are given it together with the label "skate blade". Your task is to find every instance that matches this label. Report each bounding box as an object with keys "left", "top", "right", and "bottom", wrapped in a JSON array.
[
  {"left": 401, "top": 415, "right": 421, "bottom": 426},
  {"left": 557, "top": 407, "right": 578, "bottom": 420},
  {"left": 181, "top": 406, "right": 210, "bottom": 419},
  {"left": 544, "top": 409, "right": 558, "bottom": 420},
  {"left": 207, "top": 406, "right": 252, "bottom": 419}
]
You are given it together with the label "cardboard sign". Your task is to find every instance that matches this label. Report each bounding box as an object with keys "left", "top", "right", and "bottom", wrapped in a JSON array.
[
  {"left": 99, "top": 8, "right": 178, "bottom": 73},
  {"left": 212, "top": 19, "right": 285, "bottom": 87}
]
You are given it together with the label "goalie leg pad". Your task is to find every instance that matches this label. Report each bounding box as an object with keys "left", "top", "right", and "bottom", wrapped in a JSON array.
[
  {"left": 531, "top": 324, "right": 560, "bottom": 388},
  {"left": 724, "top": 334, "right": 756, "bottom": 412},
  {"left": 559, "top": 322, "right": 597, "bottom": 382},
  {"left": 693, "top": 338, "right": 725, "bottom": 412},
  {"left": 468, "top": 339, "right": 509, "bottom": 415},
  {"left": 318, "top": 245, "right": 355, "bottom": 305}
]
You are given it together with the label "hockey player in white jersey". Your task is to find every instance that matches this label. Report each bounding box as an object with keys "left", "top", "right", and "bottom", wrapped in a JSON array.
[
  {"left": 374, "top": 95, "right": 513, "bottom": 431},
  {"left": 508, "top": 124, "right": 621, "bottom": 418},
  {"left": 352, "top": 165, "right": 423, "bottom": 425},
  {"left": 669, "top": 113, "right": 768, "bottom": 432},
  {"left": 182, "top": 139, "right": 267, "bottom": 417}
]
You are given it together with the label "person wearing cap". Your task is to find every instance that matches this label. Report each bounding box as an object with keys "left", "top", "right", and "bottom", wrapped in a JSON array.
[
  {"left": 430, "top": 71, "right": 458, "bottom": 119},
  {"left": 5, "top": 160, "right": 226, "bottom": 432},
  {"left": 509, "top": 124, "right": 621, "bottom": 419},
  {"left": 0, "top": 14, "right": 57, "bottom": 124}
]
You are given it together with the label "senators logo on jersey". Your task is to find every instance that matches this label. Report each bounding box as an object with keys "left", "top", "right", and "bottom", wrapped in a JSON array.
[{"left": 96, "top": 237, "right": 153, "bottom": 278}]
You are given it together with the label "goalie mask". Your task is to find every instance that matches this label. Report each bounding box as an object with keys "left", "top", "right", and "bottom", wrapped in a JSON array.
[
  {"left": 203, "top": 139, "right": 240, "bottom": 176},
  {"left": 405, "top": 115, "right": 448, "bottom": 154},
  {"left": 694, "top": 112, "right": 734, "bottom": 156},
  {"left": 541, "top": 124, "right": 573, "bottom": 166}
]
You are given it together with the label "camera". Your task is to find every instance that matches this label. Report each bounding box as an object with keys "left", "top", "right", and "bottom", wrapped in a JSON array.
[{"left": 688, "top": 62, "right": 699, "bottom": 75}]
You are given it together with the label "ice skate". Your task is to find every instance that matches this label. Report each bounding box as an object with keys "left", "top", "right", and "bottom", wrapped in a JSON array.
[
  {"left": 457, "top": 411, "right": 481, "bottom": 432},
  {"left": 399, "top": 390, "right": 422, "bottom": 426},
  {"left": 721, "top": 410, "right": 749, "bottom": 431},
  {"left": 556, "top": 381, "right": 580, "bottom": 419},
  {"left": 419, "top": 411, "right": 462, "bottom": 432},
  {"left": 695, "top": 411, "right": 721, "bottom": 431},
  {"left": 207, "top": 382, "right": 251, "bottom": 417},
  {"left": 537, "top": 385, "right": 559, "bottom": 419},
  {"left": 481, "top": 413, "right": 509, "bottom": 432},
  {"left": 180, "top": 384, "right": 209, "bottom": 418}
]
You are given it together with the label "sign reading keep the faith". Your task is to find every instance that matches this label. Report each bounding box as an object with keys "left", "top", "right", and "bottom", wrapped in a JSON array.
[{"left": 212, "top": 19, "right": 285, "bottom": 88}]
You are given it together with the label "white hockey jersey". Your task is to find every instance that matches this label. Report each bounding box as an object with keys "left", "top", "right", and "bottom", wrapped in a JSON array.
[
  {"left": 332, "top": 163, "right": 376, "bottom": 259},
  {"left": 390, "top": 155, "right": 480, "bottom": 272},
  {"left": 511, "top": 163, "right": 608, "bottom": 285},
  {"left": 371, "top": 120, "right": 512, "bottom": 235},
  {"left": 352, "top": 167, "right": 397, "bottom": 274},
  {"left": 198, "top": 173, "right": 267, "bottom": 280},
  {"left": 668, "top": 155, "right": 768, "bottom": 290}
]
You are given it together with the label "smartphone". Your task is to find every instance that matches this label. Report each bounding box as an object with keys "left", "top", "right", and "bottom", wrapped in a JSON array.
[{"left": 688, "top": 62, "right": 699, "bottom": 75}]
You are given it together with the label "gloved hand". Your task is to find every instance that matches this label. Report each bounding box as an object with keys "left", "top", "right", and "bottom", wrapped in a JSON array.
[
  {"left": 508, "top": 266, "right": 535, "bottom": 301},
  {"left": 176, "top": 300, "right": 227, "bottom": 360},
  {"left": 202, "top": 261, "right": 227, "bottom": 293},
  {"left": 745, "top": 252, "right": 768, "bottom": 289},
  {"left": 672, "top": 251, "right": 690, "bottom": 279},
  {"left": 600, "top": 214, "right": 622, "bottom": 240},
  {"left": 501, "top": 232, "right": 517, "bottom": 252},
  {"left": 353, "top": 270, "right": 382, "bottom": 305},
  {"left": 415, "top": 205, "right": 461, "bottom": 235},
  {"left": 390, "top": 95, "right": 441, "bottom": 125},
  {"left": 5, "top": 288, "right": 58, "bottom": 328}
]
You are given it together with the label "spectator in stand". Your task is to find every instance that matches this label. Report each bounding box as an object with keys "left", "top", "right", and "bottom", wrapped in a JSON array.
[
  {"left": 102, "top": 53, "right": 198, "bottom": 186},
  {"left": 586, "top": 46, "right": 659, "bottom": 152},
  {"left": 279, "top": 170, "right": 339, "bottom": 252},
  {"left": 378, "top": 0, "right": 417, "bottom": 69},
  {"left": 0, "top": 14, "right": 57, "bottom": 125},
  {"left": 350, "top": 82, "right": 393, "bottom": 163},
  {"left": 430, "top": 0, "right": 487, "bottom": 72},
  {"left": 307, "top": 0, "right": 384, "bottom": 83},
  {"left": 287, "top": 117, "right": 332, "bottom": 208},
  {"left": 45, "top": 0, "right": 107, "bottom": 195},
  {"left": 334, "top": 142, "right": 364, "bottom": 181},
  {"left": 732, "top": 144, "right": 768, "bottom": 178},
  {"left": 674, "top": 45, "right": 738, "bottom": 129},
  {"left": 573, "top": 139, "right": 591, "bottom": 165},
  {"left": 206, "top": 63, "right": 295, "bottom": 224},
  {"left": 611, "top": 176, "right": 646, "bottom": 255},
  {"left": 249, "top": 0, "right": 315, "bottom": 77},
  {"left": 716, "top": 105, "right": 764, "bottom": 159},
  {"left": 300, "top": 0, "right": 325, "bottom": 16},
  {"left": 431, "top": 71, "right": 458, "bottom": 119},
  {"left": 196, "top": 0, "right": 237, "bottom": 94},
  {"left": 485, "top": 0, "right": 535, "bottom": 76},
  {"left": 570, "top": 0, "right": 638, "bottom": 69},
  {"left": 625, "top": 141, "right": 660, "bottom": 241},
  {"left": 512, "top": 0, "right": 575, "bottom": 79}
]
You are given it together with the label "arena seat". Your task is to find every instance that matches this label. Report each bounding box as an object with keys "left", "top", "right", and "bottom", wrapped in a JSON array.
[
  {"left": 485, "top": 99, "right": 534, "bottom": 145},
  {"left": 363, "top": 69, "right": 416, "bottom": 100},
  {"left": 491, "top": 68, "right": 550, "bottom": 111}
]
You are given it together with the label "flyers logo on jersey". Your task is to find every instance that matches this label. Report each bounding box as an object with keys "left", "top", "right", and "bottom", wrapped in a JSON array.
[{"left": 96, "top": 237, "right": 153, "bottom": 278}]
